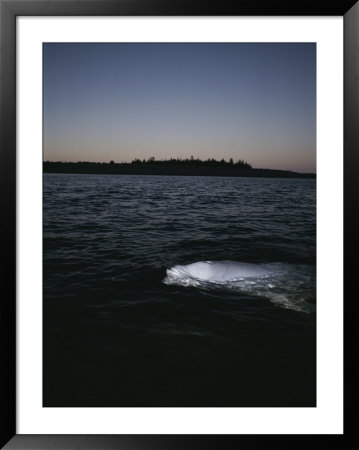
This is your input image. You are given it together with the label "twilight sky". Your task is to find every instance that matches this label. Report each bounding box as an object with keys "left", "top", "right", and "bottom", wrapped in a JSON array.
[{"left": 43, "top": 43, "right": 316, "bottom": 172}]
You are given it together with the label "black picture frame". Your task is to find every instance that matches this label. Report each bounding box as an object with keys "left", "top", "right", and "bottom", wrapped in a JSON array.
[{"left": 0, "top": 0, "right": 357, "bottom": 448}]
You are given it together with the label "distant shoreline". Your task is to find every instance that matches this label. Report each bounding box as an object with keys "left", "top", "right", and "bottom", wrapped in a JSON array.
[{"left": 43, "top": 161, "right": 316, "bottom": 179}]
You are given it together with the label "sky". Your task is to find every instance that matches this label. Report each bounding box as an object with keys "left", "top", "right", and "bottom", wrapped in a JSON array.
[{"left": 43, "top": 43, "right": 316, "bottom": 173}]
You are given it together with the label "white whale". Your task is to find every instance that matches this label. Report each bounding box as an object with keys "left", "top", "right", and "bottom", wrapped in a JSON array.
[
  {"left": 166, "top": 260, "right": 272, "bottom": 282},
  {"left": 163, "top": 260, "right": 316, "bottom": 313}
]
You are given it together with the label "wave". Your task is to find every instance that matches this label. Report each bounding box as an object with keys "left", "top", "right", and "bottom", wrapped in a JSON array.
[{"left": 163, "top": 260, "right": 315, "bottom": 313}]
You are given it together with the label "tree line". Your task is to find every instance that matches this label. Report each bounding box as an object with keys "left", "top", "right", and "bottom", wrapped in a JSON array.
[
  {"left": 44, "top": 157, "right": 252, "bottom": 169},
  {"left": 117, "top": 156, "right": 252, "bottom": 168}
]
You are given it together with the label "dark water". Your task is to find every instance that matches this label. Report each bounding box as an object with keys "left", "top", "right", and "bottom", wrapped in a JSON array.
[{"left": 43, "top": 173, "right": 316, "bottom": 407}]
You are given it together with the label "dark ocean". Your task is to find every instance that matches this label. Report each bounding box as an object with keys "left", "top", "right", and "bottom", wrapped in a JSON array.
[{"left": 43, "top": 173, "right": 316, "bottom": 407}]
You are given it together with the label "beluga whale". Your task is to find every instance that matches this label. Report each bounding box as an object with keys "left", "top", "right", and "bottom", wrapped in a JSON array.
[
  {"left": 163, "top": 260, "right": 316, "bottom": 313},
  {"left": 165, "top": 260, "right": 273, "bottom": 284}
]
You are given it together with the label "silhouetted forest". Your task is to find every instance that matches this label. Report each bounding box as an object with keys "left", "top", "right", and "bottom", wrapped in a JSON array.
[
  {"left": 43, "top": 158, "right": 315, "bottom": 179},
  {"left": 127, "top": 156, "right": 252, "bottom": 168}
]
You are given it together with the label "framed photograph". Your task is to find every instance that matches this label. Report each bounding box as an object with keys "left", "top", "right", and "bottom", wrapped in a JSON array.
[{"left": 0, "top": 0, "right": 356, "bottom": 448}]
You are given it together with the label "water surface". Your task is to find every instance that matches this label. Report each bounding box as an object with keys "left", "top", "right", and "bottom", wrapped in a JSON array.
[{"left": 43, "top": 174, "right": 316, "bottom": 407}]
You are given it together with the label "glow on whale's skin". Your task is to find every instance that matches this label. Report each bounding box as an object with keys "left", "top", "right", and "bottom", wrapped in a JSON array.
[{"left": 166, "top": 260, "right": 272, "bottom": 282}]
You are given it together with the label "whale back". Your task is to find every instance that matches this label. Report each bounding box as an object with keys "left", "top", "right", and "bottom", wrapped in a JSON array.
[
  {"left": 169, "top": 260, "right": 271, "bottom": 282},
  {"left": 164, "top": 260, "right": 315, "bottom": 313}
]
